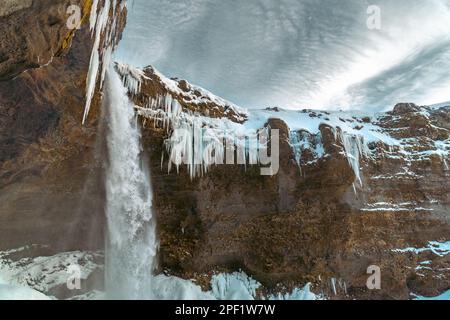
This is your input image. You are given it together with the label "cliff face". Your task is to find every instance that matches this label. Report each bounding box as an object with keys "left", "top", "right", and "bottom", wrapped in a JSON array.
[
  {"left": 0, "top": 0, "right": 126, "bottom": 297},
  {"left": 118, "top": 65, "right": 450, "bottom": 299}
]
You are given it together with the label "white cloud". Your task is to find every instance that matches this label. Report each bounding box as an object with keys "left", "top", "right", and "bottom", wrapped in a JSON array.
[{"left": 117, "top": 0, "right": 450, "bottom": 111}]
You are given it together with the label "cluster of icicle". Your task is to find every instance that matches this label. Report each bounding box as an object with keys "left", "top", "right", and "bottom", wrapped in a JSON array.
[
  {"left": 115, "top": 62, "right": 145, "bottom": 95},
  {"left": 289, "top": 127, "right": 370, "bottom": 188},
  {"left": 289, "top": 131, "right": 325, "bottom": 170},
  {"left": 115, "top": 63, "right": 374, "bottom": 183},
  {"left": 83, "top": 0, "right": 127, "bottom": 124},
  {"left": 116, "top": 64, "right": 271, "bottom": 180},
  {"left": 137, "top": 94, "right": 269, "bottom": 179},
  {"left": 332, "top": 127, "right": 370, "bottom": 186}
]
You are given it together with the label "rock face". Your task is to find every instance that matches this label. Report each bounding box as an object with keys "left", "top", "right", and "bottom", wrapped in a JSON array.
[
  {"left": 0, "top": 0, "right": 127, "bottom": 297},
  {"left": 0, "top": 0, "right": 33, "bottom": 18},
  {"left": 118, "top": 65, "right": 450, "bottom": 300}
]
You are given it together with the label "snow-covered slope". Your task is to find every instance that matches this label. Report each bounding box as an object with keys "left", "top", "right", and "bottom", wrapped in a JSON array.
[{"left": 116, "top": 63, "right": 450, "bottom": 186}]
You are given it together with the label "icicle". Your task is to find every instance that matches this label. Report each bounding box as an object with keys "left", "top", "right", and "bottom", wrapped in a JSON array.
[
  {"left": 116, "top": 63, "right": 145, "bottom": 95},
  {"left": 89, "top": 0, "right": 99, "bottom": 32},
  {"left": 443, "top": 157, "right": 449, "bottom": 171},
  {"left": 290, "top": 131, "right": 303, "bottom": 168},
  {"left": 333, "top": 127, "right": 369, "bottom": 187},
  {"left": 331, "top": 278, "right": 337, "bottom": 296},
  {"left": 83, "top": 0, "right": 127, "bottom": 124},
  {"left": 116, "top": 63, "right": 272, "bottom": 180}
]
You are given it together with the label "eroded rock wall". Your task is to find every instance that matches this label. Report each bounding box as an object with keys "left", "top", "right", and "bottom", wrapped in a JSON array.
[{"left": 0, "top": 0, "right": 127, "bottom": 259}]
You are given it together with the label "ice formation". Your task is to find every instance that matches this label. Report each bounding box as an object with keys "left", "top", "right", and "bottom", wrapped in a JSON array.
[
  {"left": 116, "top": 63, "right": 279, "bottom": 179},
  {"left": 414, "top": 290, "right": 450, "bottom": 301},
  {"left": 116, "top": 62, "right": 396, "bottom": 184},
  {"left": 392, "top": 241, "right": 450, "bottom": 257},
  {"left": 0, "top": 284, "right": 50, "bottom": 300},
  {"left": 116, "top": 62, "right": 145, "bottom": 95},
  {"left": 83, "top": 0, "right": 127, "bottom": 124},
  {"left": 333, "top": 128, "right": 370, "bottom": 186}
]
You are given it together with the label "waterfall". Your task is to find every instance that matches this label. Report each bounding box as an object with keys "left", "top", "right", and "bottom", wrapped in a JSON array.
[{"left": 104, "top": 67, "right": 157, "bottom": 299}]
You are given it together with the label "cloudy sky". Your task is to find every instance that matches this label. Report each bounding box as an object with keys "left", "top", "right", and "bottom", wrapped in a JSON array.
[{"left": 117, "top": 0, "right": 450, "bottom": 111}]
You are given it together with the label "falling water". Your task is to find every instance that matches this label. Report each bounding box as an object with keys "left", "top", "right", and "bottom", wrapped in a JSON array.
[{"left": 104, "top": 67, "right": 157, "bottom": 299}]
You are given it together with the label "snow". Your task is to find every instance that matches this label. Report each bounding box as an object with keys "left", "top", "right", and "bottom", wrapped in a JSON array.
[
  {"left": 0, "top": 247, "right": 320, "bottom": 300},
  {"left": 0, "top": 246, "right": 104, "bottom": 300},
  {"left": 430, "top": 101, "right": 450, "bottom": 109},
  {"left": 0, "top": 284, "right": 50, "bottom": 300},
  {"left": 147, "top": 65, "right": 248, "bottom": 122},
  {"left": 371, "top": 171, "right": 423, "bottom": 180},
  {"left": 414, "top": 290, "right": 450, "bottom": 301},
  {"left": 361, "top": 202, "right": 434, "bottom": 212},
  {"left": 210, "top": 272, "right": 260, "bottom": 300},
  {"left": 246, "top": 108, "right": 399, "bottom": 146},
  {"left": 290, "top": 130, "right": 325, "bottom": 168},
  {"left": 1, "top": 254, "right": 320, "bottom": 300},
  {"left": 115, "top": 63, "right": 248, "bottom": 121},
  {"left": 267, "top": 283, "right": 320, "bottom": 300},
  {"left": 143, "top": 272, "right": 321, "bottom": 301},
  {"left": 0, "top": 247, "right": 103, "bottom": 295},
  {"left": 244, "top": 108, "right": 411, "bottom": 186},
  {"left": 116, "top": 63, "right": 450, "bottom": 187},
  {"left": 118, "top": 64, "right": 393, "bottom": 181},
  {"left": 69, "top": 290, "right": 105, "bottom": 300},
  {"left": 393, "top": 241, "right": 450, "bottom": 257}
]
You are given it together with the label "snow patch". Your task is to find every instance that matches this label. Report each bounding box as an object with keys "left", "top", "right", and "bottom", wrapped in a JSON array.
[
  {"left": 393, "top": 241, "right": 450, "bottom": 257},
  {"left": 0, "top": 284, "right": 50, "bottom": 300},
  {"left": 135, "top": 271, "right": 321, "bottom": 301},
  {"left": 414, "top": 290, "right": 450, "bottom": 300},
  {"left": 0, "top": 247, "right": 103, "bottom": 295}
]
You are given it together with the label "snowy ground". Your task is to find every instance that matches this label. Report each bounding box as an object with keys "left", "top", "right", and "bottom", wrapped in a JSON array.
[
  {"left": 392, "top": 241, "right": 450, "bottom": 257},
  {"left": 0, "top": 246, "right": 103, "bottom": 300},
  {"left": 414, "top": 290, "right": 450, "bottom": 300},
  {"left": 0, "top": 246, "right": 320, "bottom": 300}
]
